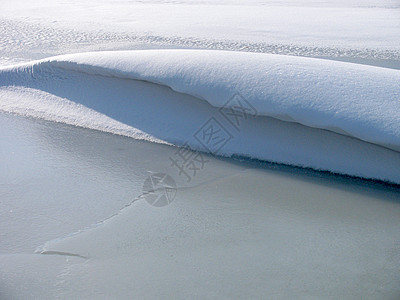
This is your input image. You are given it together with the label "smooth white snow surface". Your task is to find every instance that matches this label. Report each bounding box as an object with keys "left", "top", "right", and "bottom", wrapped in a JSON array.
[
  {"left": 1, "top": 0, "right": 400, "bottom": 67},
  {"left": 1, "top": 0, "right": 399, "bottom": 50},
  {"left": 1, "top": 50, "right": 400, "bottom": 183}
]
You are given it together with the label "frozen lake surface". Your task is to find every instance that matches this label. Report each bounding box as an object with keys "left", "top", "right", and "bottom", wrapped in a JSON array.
[{"left": 1, "top": 113, "right": 400, "bottom": 299}]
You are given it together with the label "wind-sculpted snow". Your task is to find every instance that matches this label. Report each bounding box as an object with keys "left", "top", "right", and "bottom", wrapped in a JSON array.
[{"left": 1, "top": 50, "right": 399, "bottom": 183}]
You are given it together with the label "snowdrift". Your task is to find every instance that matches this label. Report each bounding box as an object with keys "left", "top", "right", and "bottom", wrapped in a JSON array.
[{"left": 1, "top": 50, "right": 399, "bottom": 183}]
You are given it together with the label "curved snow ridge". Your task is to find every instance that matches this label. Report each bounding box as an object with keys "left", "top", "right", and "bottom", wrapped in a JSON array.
[
  {"left": 2, "top": 49, "right": 400, "bottom": 152},
  {"left": 1, "top": 50, "right": 400, "bottom": 184}
]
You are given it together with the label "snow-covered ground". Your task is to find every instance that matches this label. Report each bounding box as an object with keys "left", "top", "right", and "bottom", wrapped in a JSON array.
[
  {"left": 0, "top": 0, "right": 400, "bottom": 298},
  {"left": 1, "top": 0, "right": 400, "bottom": 66},
  {"left": 3, "top": 0, "right": 400, "bottom": 49}
]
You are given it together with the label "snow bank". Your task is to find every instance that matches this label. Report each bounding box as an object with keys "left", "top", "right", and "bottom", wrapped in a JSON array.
[
  {"left": 3, "top": 50, "right": 400, "bottom": 151},
  {"left": 1, "top": 50, "right": 399, "bottom": 183}
]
